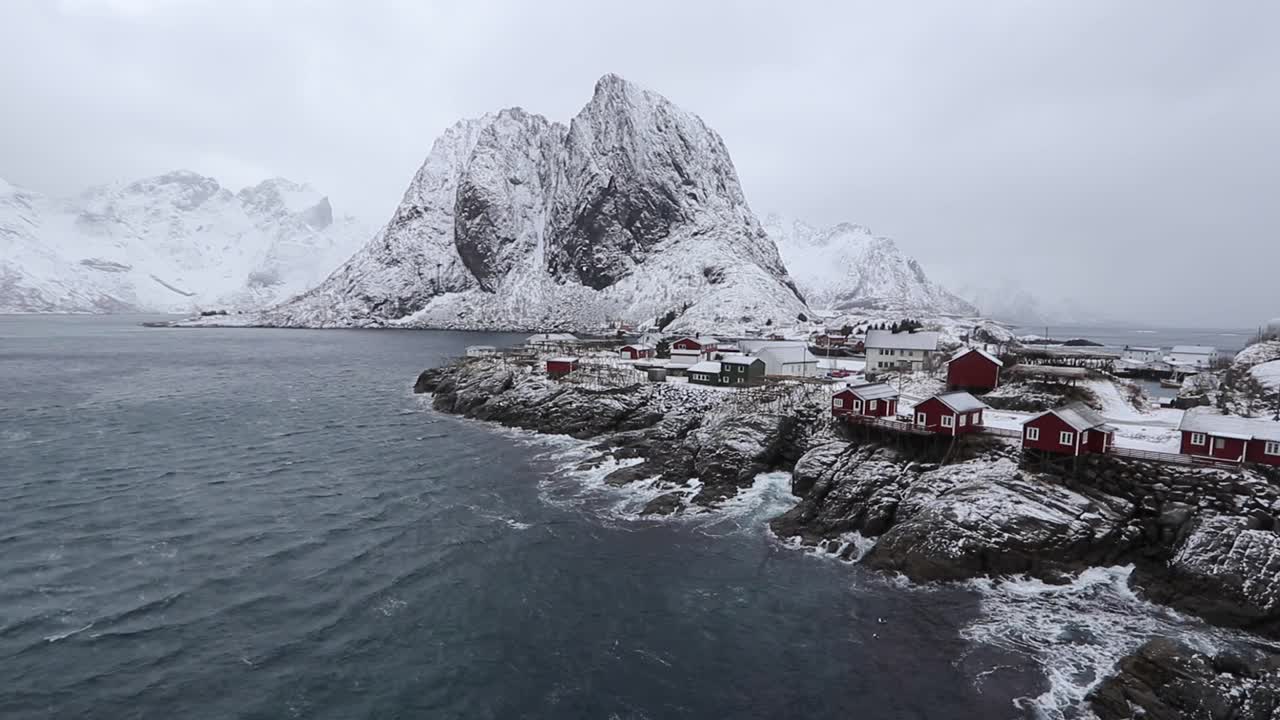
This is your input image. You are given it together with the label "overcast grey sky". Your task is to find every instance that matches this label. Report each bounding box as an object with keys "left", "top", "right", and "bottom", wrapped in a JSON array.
[{"left": 2, "top": 1, "right": 1276, "bottom": 327}]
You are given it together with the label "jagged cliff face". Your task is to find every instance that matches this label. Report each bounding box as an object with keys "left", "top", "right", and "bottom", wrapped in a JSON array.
[
  {"left": 0, "top": 171, "right": 367, "bottom": 313},
  {"left": 764, "top": 214, "right": 977, "bottom": 316},
  {"left": 266, "top": 74, "right": 808, "bottom": 332}
]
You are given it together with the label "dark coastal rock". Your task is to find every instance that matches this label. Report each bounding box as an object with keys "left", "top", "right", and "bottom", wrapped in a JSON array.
[
  {"left": 861, "top": 462, "right": 1138, "bottom": 582},
  {"left": 1134, "top": 515, "right": 1280, "bottom": 637},
  {"left": 1089, "top": 638, "right": 1280, "bottom": 720},
  {"left": 770, "top": 443, "right": 910, "bottom": 542},
  {"left": 413, "top": 368, "right": 444, "bottom": 394},
  {"left": 684, "top": 413, "right": 797, "bottom": 504},
  {"left": 642, "top": 492, "right": 686, "bottom": 516},
  {"left": 604, "top": 462, "right": 658, "bottom": 487}
]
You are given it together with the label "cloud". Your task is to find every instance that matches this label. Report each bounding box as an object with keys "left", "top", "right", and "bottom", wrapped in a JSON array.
[{"left": 1, "top": 0, "right": 1275, "bottom": 326}]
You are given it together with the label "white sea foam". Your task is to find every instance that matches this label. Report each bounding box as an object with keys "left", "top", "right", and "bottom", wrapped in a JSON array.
[
  {"left": 44, "top": 622, "right": 94, "bottom": 642},
  {"left": 960, "top": 566, "right": 1259, "bottom": 719}
]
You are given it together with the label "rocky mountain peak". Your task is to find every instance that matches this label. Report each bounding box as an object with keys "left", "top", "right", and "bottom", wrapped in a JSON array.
[{"left": 265, "top": 75, "right": 807, "bottom": 332}]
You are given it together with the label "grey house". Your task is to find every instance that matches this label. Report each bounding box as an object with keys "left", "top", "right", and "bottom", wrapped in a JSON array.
[{"left": 719, "top": 355, "right": 766, "bottom": 386}]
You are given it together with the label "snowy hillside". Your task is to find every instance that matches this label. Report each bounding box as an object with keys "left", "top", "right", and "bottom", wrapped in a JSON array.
[
  {"left": 259, "top": 74, "right": 809, "bottom": 333},
  {"left": 763, "top": 214, "right": 976, "bottom": 316},
  {"left": 0, "top": 171, "right": 368, "bottom": 314}
]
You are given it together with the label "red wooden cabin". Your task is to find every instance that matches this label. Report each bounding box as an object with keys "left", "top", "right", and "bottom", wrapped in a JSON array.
[
  {"left": 619, "top": 344, "right": 655, "bottom": 360},
  {"left": 1178, "top": 408, "right": 1280, "bottom": 466},
  {"left": 912, "top": 392, "right": 986, "bottom": 435},
  {"left": 947, "top": 348, "right": 1003, "bottom": 392},
  {"left": 1022, "top": 403, "right": 1115, "bottom": 456},
  {"left": 831, "top": 383, "right": 900, "bottom": 419},
  {"left": 546, "top": 357, "right": 579, "bottom": 378},
  {"left": 672, "top": 336, "right": 719, "bottom": 358}
]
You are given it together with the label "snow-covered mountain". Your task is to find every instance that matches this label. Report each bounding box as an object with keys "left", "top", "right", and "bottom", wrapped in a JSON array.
[
  {"left": 260, "top": 74, "right": 809, "bottom": 333},
  {"left": 763, "top": 215, "right": 977, "bottom": 316},
  {"left": 0, "top": 171, "right": 368, "bottom": 313}
]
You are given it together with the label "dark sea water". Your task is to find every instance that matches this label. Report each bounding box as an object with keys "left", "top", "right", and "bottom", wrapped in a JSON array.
[
  {"left": 1012, "top": 324, "right": 1256, "bottom": 353},
  {"left": 0, "top": 316, "right": 1228, "bottom": 719}
]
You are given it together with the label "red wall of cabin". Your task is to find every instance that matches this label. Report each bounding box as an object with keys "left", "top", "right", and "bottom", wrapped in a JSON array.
[
  {"left": 913, "top": 398, "right": 982, "bottom": 435},
  {"left": 947, "top": 353, "right": 1000, "bottom": 391}
]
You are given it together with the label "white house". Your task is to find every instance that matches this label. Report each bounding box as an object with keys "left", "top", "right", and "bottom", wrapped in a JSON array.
[
  {"left": 1121, "top": 346, "right": 1162, "bottom": 363},
  {"left": 753, "top": 343, "right": 821, "bottom": 377},
  {"left": 1167, "top": 345, "right": 1220, "bottom": 370},
  {"left": 864, "top": 330, "right": 940, "bottom": 372}
]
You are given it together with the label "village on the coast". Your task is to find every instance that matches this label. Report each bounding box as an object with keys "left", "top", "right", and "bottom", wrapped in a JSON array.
[{"left": 464, "top": 319, "right": 1280, "bottom": 472}]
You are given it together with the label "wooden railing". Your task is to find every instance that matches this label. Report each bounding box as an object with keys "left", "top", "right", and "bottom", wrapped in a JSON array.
[
  {"left": 845, "top": 414, "right": 934, "bottom": 436},
  {"left": 1107, "top": 446, "right": 1242, "bottom": 469},
  {"left": 979, "top": 426, "right": 1021, "bottom": 439}
]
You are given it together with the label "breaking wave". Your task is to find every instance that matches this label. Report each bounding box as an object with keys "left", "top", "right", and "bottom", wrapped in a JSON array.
[{"left": 961, "top": 566, "right": 1263, "bottom": 719}]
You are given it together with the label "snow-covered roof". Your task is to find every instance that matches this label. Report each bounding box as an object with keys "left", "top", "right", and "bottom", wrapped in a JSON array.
[
  {"left": 720, "top": 354, "right": 760, "bottom": 365},
  {"left": 929, "top": 391, "right": 987, "bottom": 413},
  {"left": 950, "top": 347, "right": 1002, "bottom": 366},
  {"left": 753, "top": 344, "right": 819, "bottom": 364},
  {"left": 547, "top": 356, "right": 579, "bottom": 363},
  {"left": 1170, "top": 345, "right": 1216, "bottom": 355},
  {"left": 1125, "top": 346, "right": 1161, "bottom": 352},
  {"left": 865, "top": 329, "right": 940, "bottom": 351},
  {"left": 528, "top": 333, "right": 578, "bottom": 343},
  {"left": 1179, "top": 408, "right": 1280, "bottom": 443},
  {"left": 1028, "top": 402, "right": 1115, "bottom": 433},
  {"left": 621, "top": 344, "right": 654, "bottom": 351},
  {"left": 675, "top": 335, "right": 720, "bottom": 345},
  {"left": 688, "top": 361, "right": 722, "bottom": 374},
  {"left": 843, "top": 382, "right": 899, "bottom": 401}
]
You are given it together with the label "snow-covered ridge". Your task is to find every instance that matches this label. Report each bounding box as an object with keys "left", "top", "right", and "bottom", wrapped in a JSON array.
[
  {"left": 764, "top": 214, "right": 976, "bottom": 316},
  {"left": 260, "top": 74, "right": 809, "bottom": 334},
  {"left": 0, "top": 171, "right": 368, "bottom": 313}
]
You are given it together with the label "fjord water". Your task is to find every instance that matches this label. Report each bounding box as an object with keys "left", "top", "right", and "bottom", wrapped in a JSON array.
[{"left": 0, "top": 316, "right": 1041, "bottom": 719}]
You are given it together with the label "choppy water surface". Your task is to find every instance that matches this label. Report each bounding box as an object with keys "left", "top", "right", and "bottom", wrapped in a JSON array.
[{"left": 0, "top": 316, "right": 1235, "bottom": 719}]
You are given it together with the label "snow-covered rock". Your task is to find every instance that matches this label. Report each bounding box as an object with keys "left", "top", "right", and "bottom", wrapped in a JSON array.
[
  {"left": 1089, "top": 638, "right": 1280, "bottom": 720},
  {"left": 1138, "top": 515, "right": 1280, "bottom": 634},
  {"left": 0, "top": 171, "right": 368, "bottom": 313},
  {"left": 763, "top": 214, "right": 976, "bottom": 316},
  {"left": 861, "top": 460, "right": 1136, "bottom": 581},
  {"left": 1251, "top": 359, "right": 1280, "bottom": 392},
  {"left": 1235, "top": 340, "right": 1280, "bottom": 372},
  {"left": 260, "top": 75, "right": 809, "bottom": 334}
]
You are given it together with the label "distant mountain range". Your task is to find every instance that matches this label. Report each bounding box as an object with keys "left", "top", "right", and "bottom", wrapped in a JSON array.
[
  {"left": 763, "top": 215, "right": 977, "bottom": 317},
  {"left": 4, "top": 75, "right": 1092, "bottom": 331},
  {"left": 0, "top": 171, "right": 368, "bottom": 313},
  {"left": 954, "top": 279, "right": 1119, "bottom": 327}
]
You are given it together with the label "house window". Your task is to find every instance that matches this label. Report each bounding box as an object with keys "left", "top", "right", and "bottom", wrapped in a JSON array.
[
  {"left": 853, "top": 400, "right": 863, "bottom": 412},
  {"left": 1082, "top": 431, "right": 1090, "bottom": 443},
  {"left": 1059, "top": 431, "right": 1073, "bottom": 445},
  {"left": 916, "top": 413, "right": 926, "bottom": 425},
  {"left": 1214, "top": 438, "right": 1226, "bottom": 450},
  {"left": 833, "top": 398, "right": 844, "bottom": 409},
  {"left": 1266, "top": 442, "right": 1280, "bottom": 456},
  {"left": 959, "top": 415, "right": 968, "bottom": 426},
  {"left": 1190, "top": 433, "right": 1206, "bottom": 446},
  {"left": 869, "top": 400, "right": 878, "bottom": 411},
  {"left": 941, "top": 415, "right": 955, "bottom": 428},
  {"left": 1026, "top": 427, "right": 1040, "bottom": 441}
]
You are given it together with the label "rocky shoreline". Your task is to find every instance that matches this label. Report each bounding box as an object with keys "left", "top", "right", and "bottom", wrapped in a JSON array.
[{"left": 416, "top": 357, "right": 1280, "bottom": 717}]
